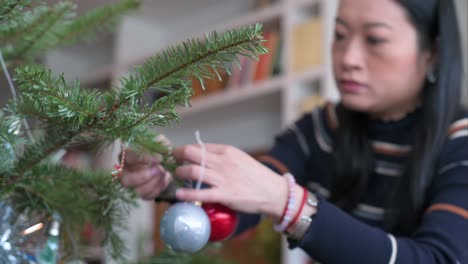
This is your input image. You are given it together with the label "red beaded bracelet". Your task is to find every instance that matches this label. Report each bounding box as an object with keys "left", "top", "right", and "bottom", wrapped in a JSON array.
[
  {"left": 286, "top": 186, "right": 308, "bottom": 230},
  {"left": 285, "top": 191, "right": 319, "bottom": 240},
  {"left": 274, "top": 173, "right": 296, "bottom": 232}
]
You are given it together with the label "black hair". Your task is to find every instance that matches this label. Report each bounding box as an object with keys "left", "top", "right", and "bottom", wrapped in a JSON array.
[{"left": 330, "top": 0, "right": 463, "bottom": 235}]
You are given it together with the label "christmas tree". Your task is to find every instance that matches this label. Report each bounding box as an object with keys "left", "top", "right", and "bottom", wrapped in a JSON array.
[{"left": 0, "top": 0, "right": 267, "bottom": 262}]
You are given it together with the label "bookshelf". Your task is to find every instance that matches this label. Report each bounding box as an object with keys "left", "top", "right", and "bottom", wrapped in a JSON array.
[{"left": 84, "top": 0, "right": 337, "bottom": 126}]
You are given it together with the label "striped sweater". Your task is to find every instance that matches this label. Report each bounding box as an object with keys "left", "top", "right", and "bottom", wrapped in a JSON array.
[{"left": 236, "top": 102, "right": 468, "bottom": 264}]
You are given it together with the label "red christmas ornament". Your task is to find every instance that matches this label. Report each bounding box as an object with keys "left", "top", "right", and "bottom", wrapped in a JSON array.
[{"left": 202, "top": 203, "right": 238, "bottom": 242}]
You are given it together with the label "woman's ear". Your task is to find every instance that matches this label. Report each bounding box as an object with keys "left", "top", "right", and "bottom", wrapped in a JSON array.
[{"left": 422, "top": 38, "right": 439, "bottom": 84}]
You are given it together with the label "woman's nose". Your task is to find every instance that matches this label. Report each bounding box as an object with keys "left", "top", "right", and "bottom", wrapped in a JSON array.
[{"left": 340, "top": 39, "right": 364, "bottom": 71}]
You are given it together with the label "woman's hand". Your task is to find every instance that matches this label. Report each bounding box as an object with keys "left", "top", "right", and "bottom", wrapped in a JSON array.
[
  {"left": 173, "top": 144, "right": 293, "bottom": 220},
  {"left": 120, "top": 136, "right": 173, "bottom": 200}
]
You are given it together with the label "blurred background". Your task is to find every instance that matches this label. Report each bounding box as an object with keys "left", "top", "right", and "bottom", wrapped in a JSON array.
[{"left": 1, "top": 0, "right": 466, "bottom": 263}]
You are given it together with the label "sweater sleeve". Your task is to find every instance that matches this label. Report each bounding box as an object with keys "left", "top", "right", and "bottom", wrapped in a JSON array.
[{"left": 294, "top": 128, "right": 468, "bottom": 264}]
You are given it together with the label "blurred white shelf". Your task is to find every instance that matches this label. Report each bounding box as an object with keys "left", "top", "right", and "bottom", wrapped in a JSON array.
[{"left": 178, "top": 75, "right": 285, "bottom": 117}]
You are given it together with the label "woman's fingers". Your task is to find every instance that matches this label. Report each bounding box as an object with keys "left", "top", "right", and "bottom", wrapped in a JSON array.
[
  {"left": 173, "top": 144, "right": 221, "bottom": 167},
  {"left": 171, "top": 143, "right": 283, "bottom": 215},
  {"left": 124, "top": 150, "right": 162, "bottom": 170},
  {"left": 120, "top": 165, "right": 162, "bottom": 187},
  {"left": 203, "top": 143, "right": 231, "bottom": 154},
  {"left": 135, "top": 176, "right": 164, "bottom": 200},
  {"left": 175, "top": 164, "right": 222, "bottom": 186}
]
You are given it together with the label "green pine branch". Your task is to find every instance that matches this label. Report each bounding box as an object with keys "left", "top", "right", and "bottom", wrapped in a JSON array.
[
  {"left": 52, "top": 0, "right": 139, "bottom": 48},
  {"left": 13, "top": 65, "right": 103, "bottom": 128},
  {"left": 6, "top": 163, "right": 136, "bottom": 260},
  {"left": 0, "top": 6, "right": 41, "bottom": 41},
  {"left": 2, "top": 2, "right": 75, "bottom": 61},
  {"left": 0, "top": 0, "right": 31, "bottom": 23},
  {"left": 121, "top": 24, "right": 266, "bottom": 98},
  {"left": 0, "top": 0, "right": 35, "bottom": 41},
  {"left": 7, "top": 24, "right": 266, "bottom": 180},
  {"left": 0, "top": 111, "right": 25, "bottom": 175},
  {"left": 0, "top": 0, "right": 139, "bottom": 63}
]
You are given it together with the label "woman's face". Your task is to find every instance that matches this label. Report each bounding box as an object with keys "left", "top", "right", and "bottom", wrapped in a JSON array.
[{"left": 332, "top": 0, "right": 435, "bottom": 120}]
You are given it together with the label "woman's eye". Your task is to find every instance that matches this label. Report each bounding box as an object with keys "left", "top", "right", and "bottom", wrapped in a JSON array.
[
  {"left": 366, "top": 36, "right": 386, "bottom": 45},
  {"left": 334, "top": 31, "right": 345, "bottom": 41}
]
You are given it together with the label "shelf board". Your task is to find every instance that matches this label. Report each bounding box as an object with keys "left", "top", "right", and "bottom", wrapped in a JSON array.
[{"left": 177, "top": 75, "right": 285, "bottom": 118}]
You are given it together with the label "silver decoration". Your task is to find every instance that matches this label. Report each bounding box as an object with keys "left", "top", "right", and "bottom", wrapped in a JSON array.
[
  {"left": 0, "top": 200, "right": 40, "bottom": 264},
  {"left": 159, "top": 202, "right": 210, "bottom": 253}
]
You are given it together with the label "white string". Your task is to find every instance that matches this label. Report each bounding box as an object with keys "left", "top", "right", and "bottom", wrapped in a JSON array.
[
  {"left": 0, "top": 49, "right": 34, "bottom": 142},
  {"left": 195, "top": 130, "right": 206, "bottom": 190}
]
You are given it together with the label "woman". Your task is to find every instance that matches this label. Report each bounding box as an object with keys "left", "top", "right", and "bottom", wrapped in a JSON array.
[{"left": 121, "top": 0, "right": 468, "bottom": 262}]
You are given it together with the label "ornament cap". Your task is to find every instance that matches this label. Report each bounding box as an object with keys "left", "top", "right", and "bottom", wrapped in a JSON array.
[{"left": 48, "top": 213, "right": 62, "bottom": 237}]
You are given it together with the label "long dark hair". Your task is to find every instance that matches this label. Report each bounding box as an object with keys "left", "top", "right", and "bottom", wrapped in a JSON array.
[{"left": 330, "top": 0, "right": 463, "bottom": 234}]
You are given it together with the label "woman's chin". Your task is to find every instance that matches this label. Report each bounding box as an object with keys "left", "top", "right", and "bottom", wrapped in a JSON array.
[{"left": 340, "top": 95, "right": 374, "bottom": 113}]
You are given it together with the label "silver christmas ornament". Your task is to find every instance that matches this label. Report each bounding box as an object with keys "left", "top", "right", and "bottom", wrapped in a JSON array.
[
  {"left": 0, "top": 200, "right": 36, "bottom": 264},
  {"left": 159, "top": 202, "right": 210, "bottom": 253}
]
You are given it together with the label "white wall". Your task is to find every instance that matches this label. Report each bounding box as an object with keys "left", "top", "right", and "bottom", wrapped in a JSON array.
[
  {"left": 114, "top": 16, "right": 167, "bottom": 67},
  {"left": 45, "top": 36, "right": 114, "bottom": 82}
]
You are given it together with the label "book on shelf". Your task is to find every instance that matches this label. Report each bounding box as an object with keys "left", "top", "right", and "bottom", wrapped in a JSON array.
[
  {"left": 253, "top": 30, "right": 280, "bottom": 82},
  {"left": 191, "top": 66, "right": 229, "bottom": 98},
  {"left": 271, "top": 32, "right": 283, "bottom": 76},
  {"left": 292, "top": 16, "right": 323, "bottom": 72},
  {"left": 226, "top": 30, "right": 282, "bottom": 89}
]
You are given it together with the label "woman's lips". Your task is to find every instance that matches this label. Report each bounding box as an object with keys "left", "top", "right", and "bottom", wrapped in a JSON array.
[{"left": 339, "top": 80, "right": 366, "bottom": 93}]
